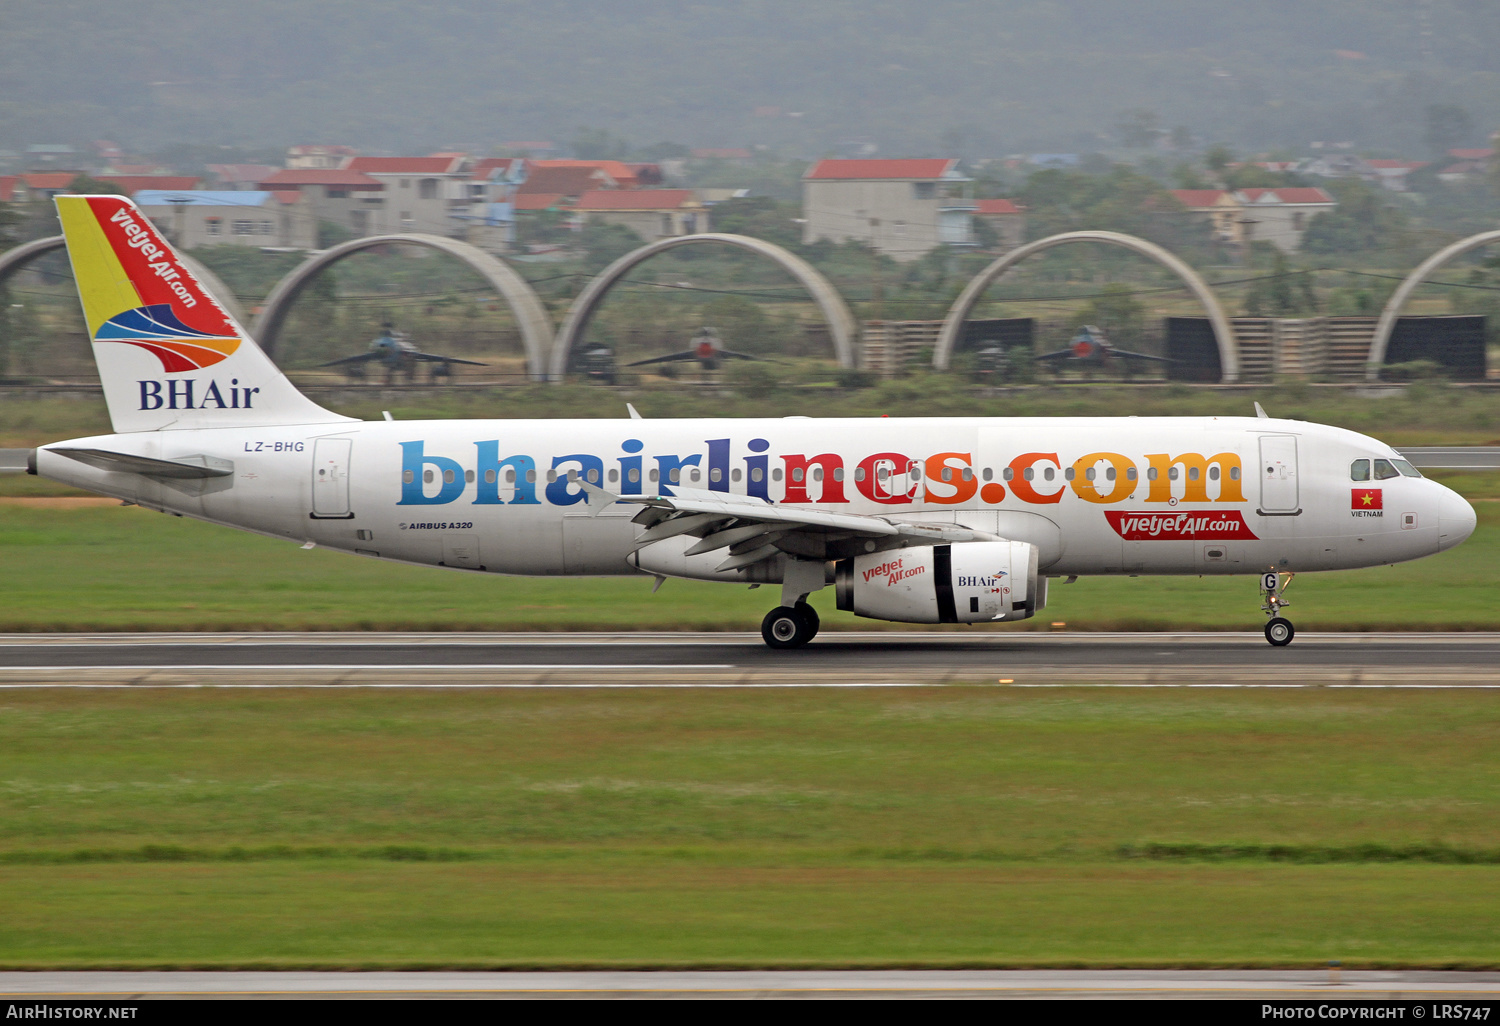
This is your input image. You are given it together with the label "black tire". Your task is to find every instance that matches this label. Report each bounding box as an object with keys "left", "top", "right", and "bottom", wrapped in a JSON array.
[
  {"left": 795, "top": 601, "right": 821, "bottom": 639},
  {"left": 1264, "top": 617, "right": 1295, "bottom": 647},
  {"left": 762, "top": 605, "right": 814, "bottom": 649}
]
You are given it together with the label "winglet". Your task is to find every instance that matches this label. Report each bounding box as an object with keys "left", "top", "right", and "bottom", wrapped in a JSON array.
[
  {"left": 627, "top": 403, "right": 643, "bottom": 420},
  {"left": 1254, "top": 402, "right": 1269, "bottom": 419}
]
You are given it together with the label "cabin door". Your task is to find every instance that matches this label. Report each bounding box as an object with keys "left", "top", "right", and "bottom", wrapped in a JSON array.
[
  {"left": 1258, "top": 435, "right": 1300, "bottom": 514},
  {"left": 311, "top": 437, "right": 353, "bottom": 518}
]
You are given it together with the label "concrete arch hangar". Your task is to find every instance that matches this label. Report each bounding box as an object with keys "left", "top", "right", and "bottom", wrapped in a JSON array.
[
  {"left": 1366, "top": 229, "right": 1500, "bottom": 382},
  {"left": 933, "top": 230, "right": 1242, "bottom": 384},
  {"left": 252, "top": 234, "right": 554, "bottom": 380},
  {"left": 0, "top": 235, "right": 249, "bottom": 326},
  {"left": 548, "top": 233, "right": 860, "bottom": 381}
]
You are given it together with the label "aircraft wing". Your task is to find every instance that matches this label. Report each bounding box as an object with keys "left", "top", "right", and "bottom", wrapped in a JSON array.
[
  {"left": 411, "top": 353, "right": 488, "bottom": 366},
  {"left": 579, "top": 482, "right": 998, "bottom": 571},
  {"left": 1108, "top": 348, "right": 1174, "bottom": 363},
  {"left": 319, "top": 352, "right": 383, "bottom": 367},
  {"left": 1034, "top": 348, "right": 1076, "bottom": 362},
  {"left": 624, "top": 351, "right": 698, "bottom": 367},
  {"left": 717, "top": 349, "right": 762, "bottom": 361}
]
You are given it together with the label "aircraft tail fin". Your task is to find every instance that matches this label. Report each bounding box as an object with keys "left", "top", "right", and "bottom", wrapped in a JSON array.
[{"left": 54, "top": 194, "right": 351, "bottom": 433}]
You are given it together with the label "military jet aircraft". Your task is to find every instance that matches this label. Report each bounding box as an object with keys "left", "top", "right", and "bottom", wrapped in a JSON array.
[
  {"left": 1037, "top": 325, "right": 1172, "bottom": 380},
  {"left": 625, "top": 327, "right": 763, "bottom": 375},
  {"left": 322, "top": 324, "right": 486, "bottom": 384}
]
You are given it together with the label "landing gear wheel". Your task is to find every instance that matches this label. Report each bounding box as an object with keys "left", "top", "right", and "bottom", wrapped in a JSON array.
[
  {"left": 762, "top": 605, "right": 815, "bottom": 649},
  {"left": 795, "top": 601, "right": 820, "bottom": 639},
  {"left": 1264, "top": 617, "right": 1295, "bottom": 647}
]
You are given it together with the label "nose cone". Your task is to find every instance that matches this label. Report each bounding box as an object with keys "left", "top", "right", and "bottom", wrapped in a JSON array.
[{"left": 1437, "top": 486, "right": 1477, "bottom": 552}]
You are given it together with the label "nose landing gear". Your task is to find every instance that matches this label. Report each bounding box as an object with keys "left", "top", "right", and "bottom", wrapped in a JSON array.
[{"left": 1260, "top": 570, "right": 1296, "bottom": 646}]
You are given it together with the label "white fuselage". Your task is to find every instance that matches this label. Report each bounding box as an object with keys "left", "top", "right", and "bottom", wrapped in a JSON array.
[{"left": 37, "top": 416, "right": 1476, "bottom": 584}]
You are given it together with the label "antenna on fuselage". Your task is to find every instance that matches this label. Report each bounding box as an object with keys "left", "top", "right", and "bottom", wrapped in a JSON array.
[{"left": 1254, "top": 402, "right": 1269, "bottom": 419}]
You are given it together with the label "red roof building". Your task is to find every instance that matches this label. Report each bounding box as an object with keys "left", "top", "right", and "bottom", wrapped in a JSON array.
[
  {"left": 517, "top": 165, "right": 618, "bottom": 198},
  {"left": 974, "top": 198, "right": 1022, "bottom": 215},
  {"left": 0, "top": 176, "right": 19, "bottom": 202},
  {"left": 573, "top": 189, "right": 697, "bottom": 210},
  {"left": 343, "top": 155, "right": 468, "bottom": 175},
  {"left": 258, "top": 168, "right": 382, "bottom": 190},
  {"left": 1238, "top": 187, "right": 1336, "bottom": 205},
  {"left": 804, "top": 158, "right": 959, "bottom": 181},
  {"left": 1169, "top": 189, "right": 1232, "bottom": 209},
  {"left": 802, "top": 157, "right": 973, "bottom": 261},
  {"left": 513, "top": 193, "right": 568, "bottom": 211},
  {"left": 97, "top": 175, "right": 200, "bottom": 196},
  {"left": 572, "top": 189, "right": 707, "bottom": 240},
  {"left": 530, "top": 159, "right": 641, "bottom": 189}
]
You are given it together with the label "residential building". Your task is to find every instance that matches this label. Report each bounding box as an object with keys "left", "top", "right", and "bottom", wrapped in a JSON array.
[
  {"left": 972, "top": 198, "right": 1026, "bottom": 252},
  {"left": 133, "top": 190, "right": 315, "bottom": 250},
  {"left": 802, "top": 158, "right": 975, "bottom": 261},
  {"left": 528, "top": 160, "right": 642, "bottom": 190},
  {"left": 1235, "top": 187, "right": 1337, "bottom": 252},
  {"left": 256, "top": 168, "right": 383, "bottom": 236},
  {"left": 516, "top": 164, "right": 620, "bottom": 201},
  {"left": 340, "top": 155, "right": 475, "bottom": 236},
  {"left": 458, "top": 157, "right": 528, "bottom": 252},
  {"left": 0, "top": 176, "right": 21, "bottom": 203},
  {"left": 1360, "top": 159, "right": 1428, "bottom": 192},
  {"left": 571, "top": 189, "right": 708, "bottom": 240},
  {"left": 286, "top": 145, "right": 358, "bottom": 170},
  {"left": 207, "top": 164, "right": 280, "bottom": 191},
  {"left": 1437, "top": 148, "right": 1493, "bottom": 186},
  {"left": 1170, "top": 189, "right": 1247, "bottom": 244}
]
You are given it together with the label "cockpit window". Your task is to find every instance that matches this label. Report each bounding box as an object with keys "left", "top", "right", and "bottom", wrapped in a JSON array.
[
  {"left": 1350, "top": 459, "right": 1370, "bottom": 481},
  {"left": 1373, "top": 458, "right": 1401, "bottom": 481},
  {"left": 1391, "top": 459, "right": 1422, "bottom": 478}
]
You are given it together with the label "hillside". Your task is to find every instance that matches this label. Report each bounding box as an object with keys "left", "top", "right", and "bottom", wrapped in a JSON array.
[{"left": 2, "top": 1, "right": 1499, "bottom": 156}]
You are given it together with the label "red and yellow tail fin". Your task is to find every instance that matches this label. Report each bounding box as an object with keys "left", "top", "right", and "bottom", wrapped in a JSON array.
[{"left": 56, "top": 195, "right": 347, "bottom": 432}]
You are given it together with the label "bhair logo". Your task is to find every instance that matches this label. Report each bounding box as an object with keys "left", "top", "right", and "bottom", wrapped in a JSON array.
[{"left": 138, "top": 378, "right": 260, "bottom": 410}]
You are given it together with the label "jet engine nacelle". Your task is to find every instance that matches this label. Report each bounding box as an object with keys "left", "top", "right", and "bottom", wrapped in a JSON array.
[{"left": 835, "top": 541, "right": 1044, "bottom": 624}]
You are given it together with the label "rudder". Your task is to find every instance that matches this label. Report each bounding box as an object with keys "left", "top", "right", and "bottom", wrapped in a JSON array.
[{"left": 55, "top": 194, "right": 351, "bottom": 432}]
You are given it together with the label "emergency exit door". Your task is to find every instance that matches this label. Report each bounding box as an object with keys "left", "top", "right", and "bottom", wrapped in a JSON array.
[
  {"left": 311, "top": 437, "right": 353, "bottom": 518},
  {"left": 1258, "top": 435, "right": 1299, "bottom": 514}
]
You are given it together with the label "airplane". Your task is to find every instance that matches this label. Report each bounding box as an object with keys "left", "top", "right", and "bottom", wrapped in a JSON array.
[
  {"left": 20, "top": 195, "right": 1478, "bottom": 649},
  {"left": 1037, "top": 325, "right": 1172, "bottom": 379},
  {"left": 626, "top": 326, "right": 763, "bottom": 375},
  {"left": 322, "top": 323, "right": 486, "bottom": 384}
]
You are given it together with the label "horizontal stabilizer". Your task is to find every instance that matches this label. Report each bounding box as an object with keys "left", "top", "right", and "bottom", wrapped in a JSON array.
[{"left": 52, "top": 447, "right": 234, "bottom": 479}]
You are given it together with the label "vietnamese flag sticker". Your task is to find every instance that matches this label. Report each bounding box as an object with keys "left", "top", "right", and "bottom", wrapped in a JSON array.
[{"left": 1352, "top": 488, "right": 1383, "bottom": 510}]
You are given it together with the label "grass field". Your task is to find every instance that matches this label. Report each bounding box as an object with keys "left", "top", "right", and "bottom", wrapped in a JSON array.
[
  {"left": 0, "top": 471, "right": 1495, "bottom": 631},
  {"left": 0, "top": 686, "right": 1497, "bottom": 967}
]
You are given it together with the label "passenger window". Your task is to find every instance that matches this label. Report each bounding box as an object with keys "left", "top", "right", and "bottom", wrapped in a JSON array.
[
  {"left": 1351, "top": 459, "right": 1370, "bottom": 481},
  {"left": 1373, "top": 459, "right": 1400, "bottom": 481}
]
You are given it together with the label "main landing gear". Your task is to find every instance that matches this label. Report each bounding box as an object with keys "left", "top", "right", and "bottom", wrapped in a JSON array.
[
  {"left": 761, "top": 602, "right": 820, "bottom": 649},
  {"left": 1260, "top": 570, "right": 1296, "bottom": 647}
]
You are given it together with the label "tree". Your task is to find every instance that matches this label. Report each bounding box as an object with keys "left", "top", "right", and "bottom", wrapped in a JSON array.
[
  {"left": 1424, "top": 104, "right": 1474, "bottom": 156},
  {"left": 65, "top": 174, "right": 128, "bottom": 195},
  {"left": 704, "top": 196, "right": 801, "bottom": 249},
  {"left": 1242, "top": 248, "right": 1317, "bottom": 317},
  {"left": 1074, "top": 283, "right": 1145, "bottom": 347},
  {"left": 1299, "top": 179, "right": 1410, "bottom": 255}
]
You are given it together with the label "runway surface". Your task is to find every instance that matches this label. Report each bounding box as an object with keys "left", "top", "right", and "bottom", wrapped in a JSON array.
[
  {"left": 3, "top": 969, "right": 1500, "bottom": 999},
  {"left": 0, "top": 631, "right": 1498, "bottom": 685}
]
